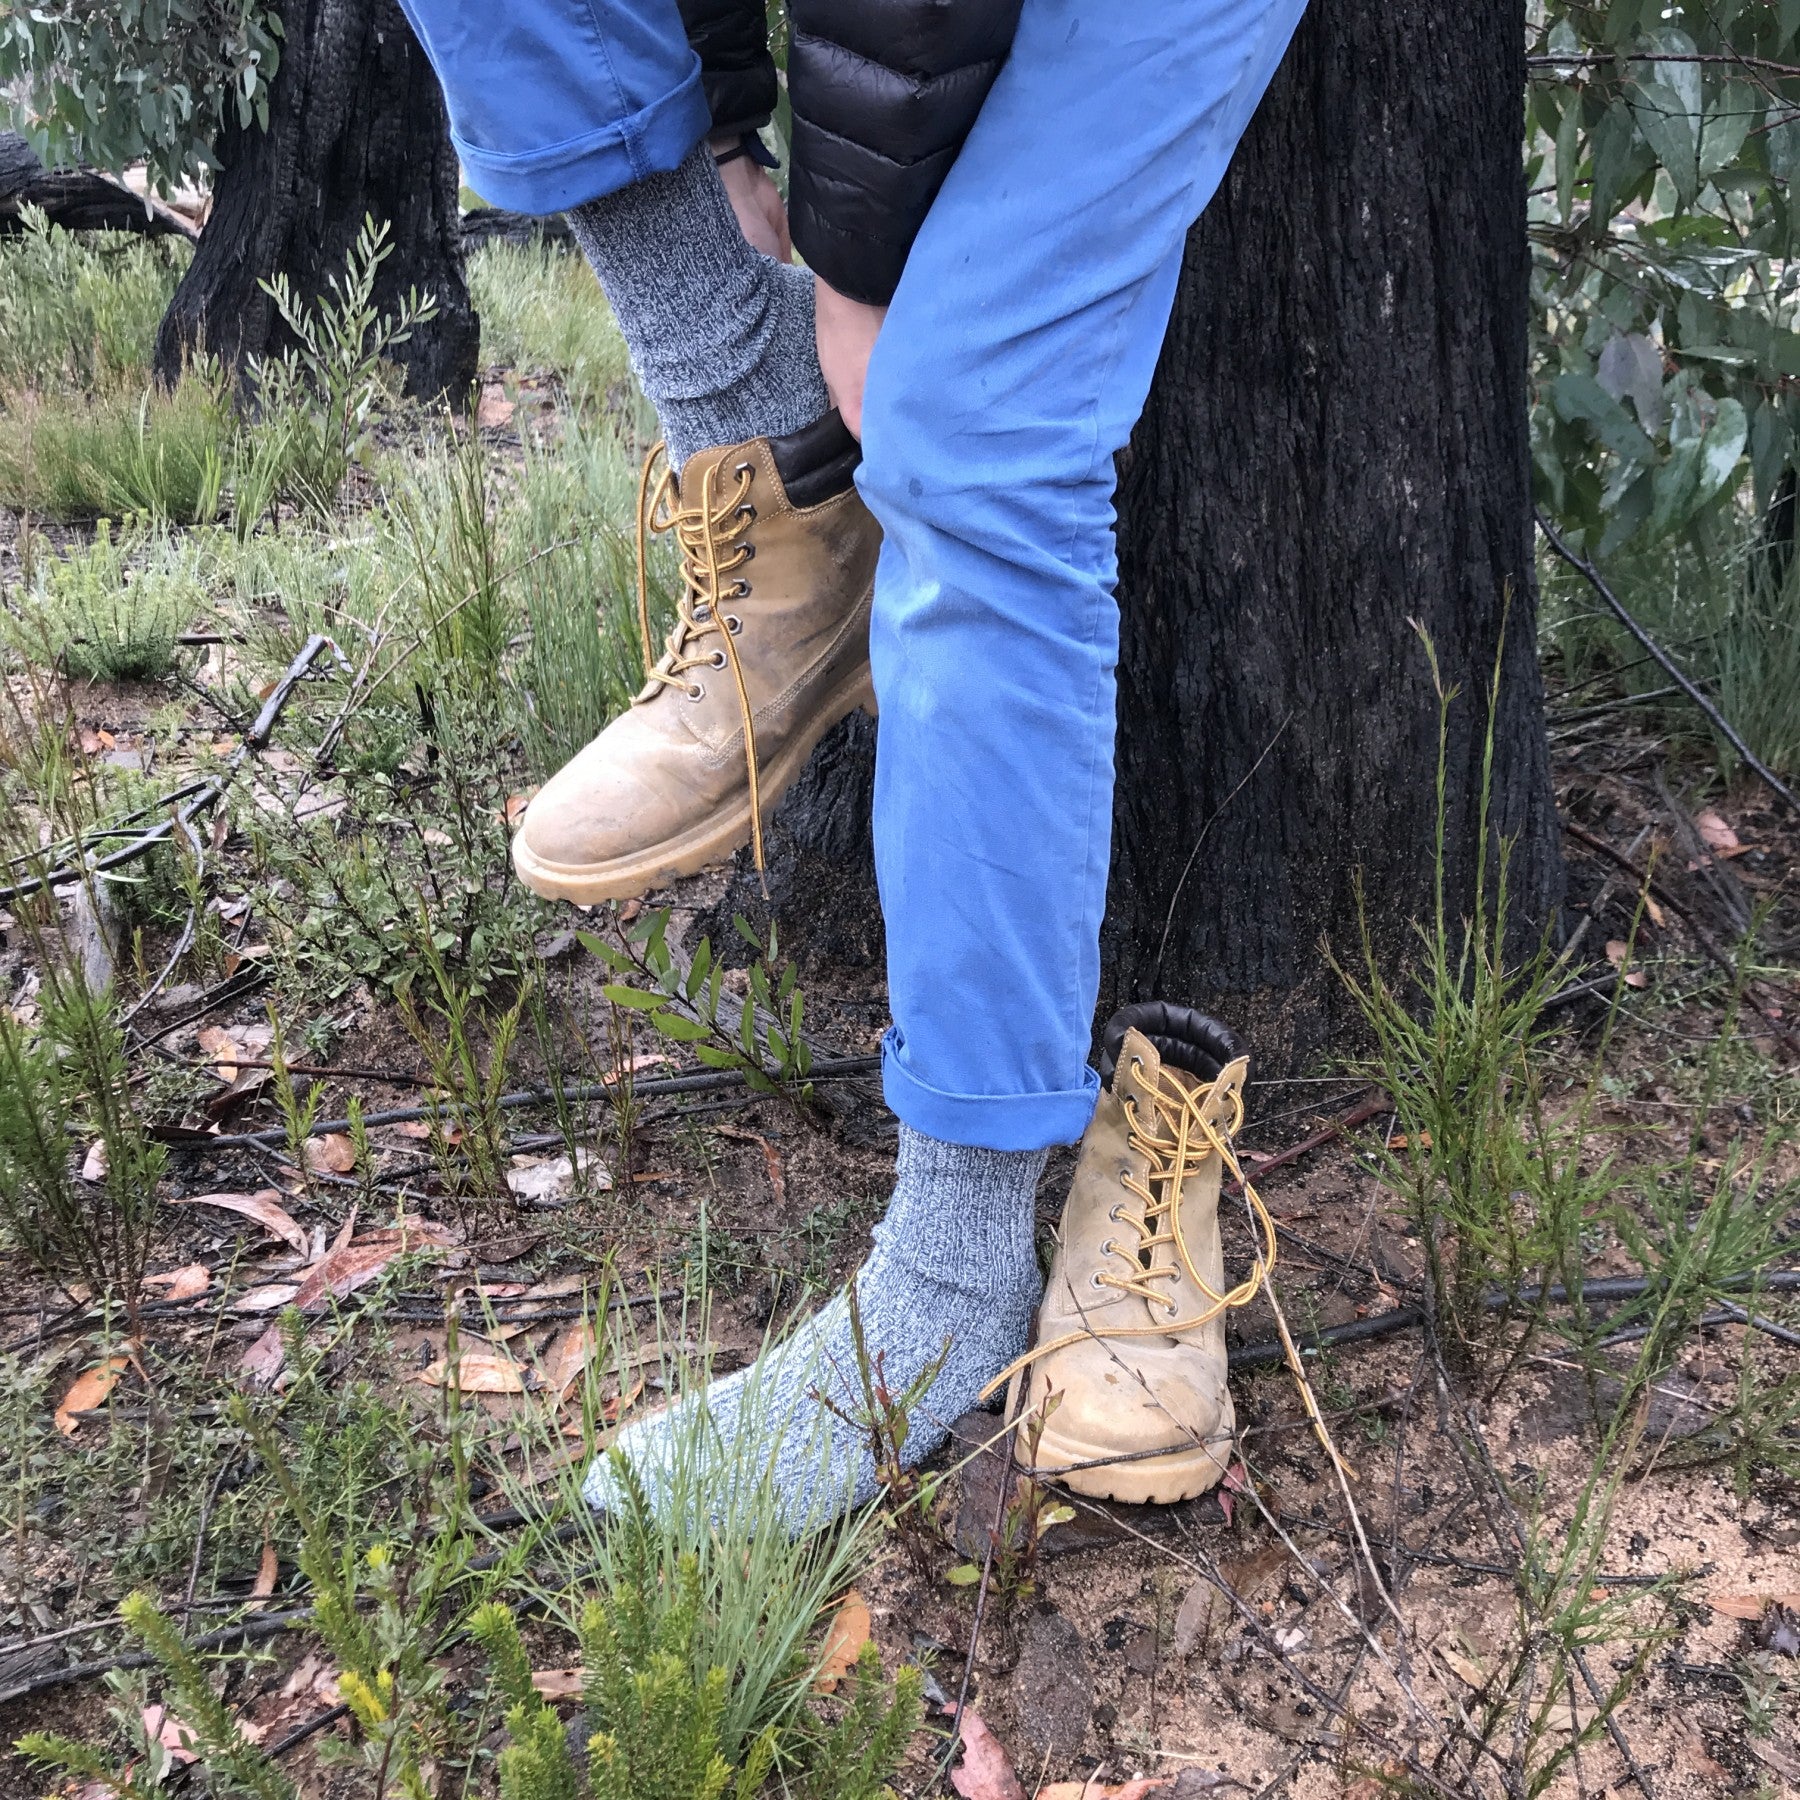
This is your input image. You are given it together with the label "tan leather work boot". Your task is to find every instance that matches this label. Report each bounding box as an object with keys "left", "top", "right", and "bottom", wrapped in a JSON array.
[
  {"left": 1000, "top": 1005, "right": 1272, "bottom": 1505},
  {"left": 511, "top": 411, "right": 878, "bottom": 904}
]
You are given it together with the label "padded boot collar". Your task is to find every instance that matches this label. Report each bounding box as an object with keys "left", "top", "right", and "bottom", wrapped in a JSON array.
[
  {"left": 770, "top": 408, "right": 862, "bottom": 508},
  {"left": 1100, "top": 1002, "right": 1245, "bottom": 1089}
]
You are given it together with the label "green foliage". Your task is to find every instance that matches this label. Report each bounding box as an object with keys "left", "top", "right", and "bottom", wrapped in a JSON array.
[
  {"left": 581, "top": 909, "right": 813, "bottom": 1096},
  {"left": 250, "top": 215, "right": 438, "bottom": 516},
  {"left": 497, "top": 1321, "right": 879, "bottom": 1767},
  {"left": 472, "top": 1561, "right": 918, "bottom": 1800},
  {"left": 0, "top": 964, "right": 165, "bottom": 1306},
  {"left": 0, "top": 207, "right": 188, "bottom": 387},
  {"left": 2, "top": 518, "right": 202, "bottom": 681},
  {"left": 1530, "top": 4, "right": 1800, "bottom": 552},
  {"left": 0, "top": 0, "right": 282, "bottom": 195},
  {"left": 466, "top": 239, "right": 636, "bottom": 415},
  {"left": 0, "top": 371, "right": 232, "bottom": 522},
  {"left": 1541, "top": 514, "right": 1800, "bottom": 777},
  {"left": 1334, "top": 635, "right": 1606, "bottom": 1360}
]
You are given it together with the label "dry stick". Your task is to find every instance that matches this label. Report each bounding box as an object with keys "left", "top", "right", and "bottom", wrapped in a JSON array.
[
  {"left": 1559, "top": 819, "right": 1800, "bottom": 1058},
  {"left": 1536, "top": 512, "right": 1800, "bottom": 818},
  {"left": 1418, "top": 1279, "right": 1658, "bottom": 1800},
  {"left": 165, "top": 1054, "right": 883, "bottom": 1151},
  {"left": 1066, "top": 1491, "right": 1468, "bottom": 1800},
  {"left": 939, "top": 1405, "right": 1016, "bottom": 1789},
  {"left": 0, "top": 633, "right": 337, "bottom": 908},
  {"left": 0, "top": 1609, "right": 313, "bottom": 1707}
]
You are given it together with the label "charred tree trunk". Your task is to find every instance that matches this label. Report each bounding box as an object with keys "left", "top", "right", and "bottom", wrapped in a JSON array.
[
  {"left": 718, "top": 0, "right": 1563, "bottom": 1079},
  {"left": 1101, "top": 0, "right": 1561, "bottom": 1072},
  {"left": 152, "top": 0, "right": 477, "bottom": 402}
]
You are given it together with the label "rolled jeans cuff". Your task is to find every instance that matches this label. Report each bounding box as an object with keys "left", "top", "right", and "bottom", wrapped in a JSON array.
[
  {"left": 455, "top": 67, "right": 709, "bottom": 213},
  {"left": 880, "top": 1027, "right": 1099, "bottom": 1152}
]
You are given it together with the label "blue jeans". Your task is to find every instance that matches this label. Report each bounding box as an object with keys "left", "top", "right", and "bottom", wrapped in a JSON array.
[{"left": 400, "top": 0, "right": 1308, "bottom": 1151}]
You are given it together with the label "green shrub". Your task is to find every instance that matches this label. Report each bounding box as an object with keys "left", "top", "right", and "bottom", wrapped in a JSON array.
[
  {"left": 3, "top": 519, "right": 202, "bottom": 682},
  {"left": 468, "top": 238, "right": 634, "bottom": 413},
  {"left": 0, "top": 375, "right": 230, "bottom": 522},
  {"left": 0, "top": 207, "right": 188, "bottom": 386},
  {"left": 0, "top": 969, "right": 165, "bottom": 1308}
]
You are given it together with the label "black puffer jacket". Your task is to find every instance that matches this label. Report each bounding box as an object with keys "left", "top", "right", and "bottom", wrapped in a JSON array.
[
  {"left": 680, "top": 0, "right": 1023, "bottom": 306},
  {"left": 677, "top": 0, "right": 780, "bottom": 141}
]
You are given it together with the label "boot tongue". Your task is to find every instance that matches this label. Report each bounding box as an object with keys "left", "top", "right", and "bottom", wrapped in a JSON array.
[{"left": 1113, "top": 1026, "right": 1200, "bottom": 1114}]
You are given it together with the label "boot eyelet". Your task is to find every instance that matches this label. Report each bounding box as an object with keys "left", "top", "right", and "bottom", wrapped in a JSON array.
[
  {"left": 1099, "top": 1237, "right": 1118, "bottom": 1260},
  {"left": 1088, "top": 1271, "right": 1108, "bottom": 1291},
  {"left": 1108, "top": 1204, "right": 1125, "bottom": 1224},
  {"left": 740, "top": 543, "right": 756, "bottom": 561},
  {"left": 734, "top": 461, "right": 753, "bottom": 479},
  {"left": 725, "top": 614, "right": 743, "bottom": 633},
  {"left": 1130, "top": 1054, "right": 1144, "bottom": 1072},
  {"left": 687, "top": 682, "right": 705, "bottom": 701},
  {"left": 736, "top": 502, "right": 756, "bottom": 522},
  {"left": 710, "top": 649, "right": 727, "bottom": 669},
  {"left": 732, "top": 579, "right": 751, "bottom": 599}
]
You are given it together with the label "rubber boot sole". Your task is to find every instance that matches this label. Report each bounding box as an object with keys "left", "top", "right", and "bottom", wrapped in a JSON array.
[{"left": 511, "top": 666, "right": 877, "bottom": 905}]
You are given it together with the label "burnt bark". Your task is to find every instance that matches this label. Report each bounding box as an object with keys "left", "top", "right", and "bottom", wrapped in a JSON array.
[
  {"left": 152, "top": 0, "right": 477, "bottom": 402},
  {"left": 718, "top": 0, "right": 1564, "bottom": 1078}
]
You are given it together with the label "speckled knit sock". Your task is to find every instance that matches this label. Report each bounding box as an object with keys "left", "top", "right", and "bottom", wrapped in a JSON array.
[
  {"left": 584, "top": 1126, "right": 1048, "bottom": 1530},
  {"left": 566, "top": 142, "right": 828, "bottom": 469}
]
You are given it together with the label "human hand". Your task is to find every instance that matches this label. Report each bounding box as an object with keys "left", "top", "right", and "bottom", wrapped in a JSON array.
[
  {"left": 712, "top": 138, "right": 792, "bottom": 263},
  {"left": 814, "top": 276, "right": 886, "bottom": 440}
]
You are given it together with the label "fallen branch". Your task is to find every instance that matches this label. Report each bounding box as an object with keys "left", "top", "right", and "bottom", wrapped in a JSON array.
[
  {"left": 1537, "top": 512, "right": 1799, "bottom": 819},
  {"left": 1227, "top": 1270, "right": 1800, "bottom": 1372},
  {"left": 162, "top": 1054, "right": 884, "bottom": 1151},
  {"left": 0, "top": 634, "right": 336, "bottom": 907},
  {"left": 1561, "top": 818, "right": 1800, "bottom": 1058}
]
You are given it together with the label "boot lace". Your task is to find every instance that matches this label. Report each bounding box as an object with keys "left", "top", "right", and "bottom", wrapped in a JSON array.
[
  {"left": 978, "top": 1058, "right": 1277, "bottom": 1403},
  {"left": 635, "top": 441, "right": 769, "bottom": 880}
]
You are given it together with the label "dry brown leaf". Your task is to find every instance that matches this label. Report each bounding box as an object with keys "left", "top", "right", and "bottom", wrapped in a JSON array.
[
  {"left": 81, "top": 1139, "right": 109, "bottom": 1182},
  {"left": 544, "top": 1323, "right": 597, "bottom": 1402},
  {"left": 55, "top": 1355, "right": 129, "bottom": 1434},
  {"left": 305, "top": 1133, "right": 357, "bottom": 1175},
  {"left": 602, "top": 1052, "right": 675, "bottom": 1085},
  {"left": 1388, "top": 1130, "right": 1432, "bottom": 1150},
  {"left": 172, "top": 1190, "right": 309, "bottom": 1256},
  {"left": 290, "top": 1217, "right": 458, "bottom": 1312},
  {"left": 143, "top": 1263, "right": 211, "bottom": 1302},
  {"left": 239, "top": 1322, "right": 286, "bottom": 1386},
  {"left": 1707, "top": 1591, "right": 1800, "bottom": 1620},
  {"left": 1694, "top": 807, "right": 1742, "bottom": 854},
  {"left": 949, "top": 1711, "right": 1025, "bottom": 1800},
  {"left": 391, "top": 1119, "right": 434, "bottom": 1139},
  {"left": 1172, "top": 1577, "right": 1226, "bottom": 1659},
  {"left": 143, "top": 1705, "right": 200, "bottom": 1766},
  {"left": 812, "top": 1591, "right": 871, "bottom": 1694},
  {"left": 413, "top": 1349, "right": 530, "bottom": 1394},
  {"left": 530, "top": 1668, "right": 583, "bottom": 1701},
  {"left": 232, "top": 1283, "right": 301, "bottom": 1314},
  {"left": 1603, "top": 939, "right": 1648, "bottom": 987},
  {"left": 476, "top": 384, "right": 515, "bottom": 428},
  {"left": 248, "top": 1538, "right": 279, "bottom": 1610},
  {"left": 501, "top": 792, "right": 534, "bottom": 828},
  {"left": 197, "top": 1025, "right": 241, "bottom": 1081}
]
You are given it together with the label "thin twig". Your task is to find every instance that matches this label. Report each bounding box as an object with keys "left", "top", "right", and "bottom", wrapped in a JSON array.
[
  {"left": 1560, "top": 820, "right": 1800, "bottom": 1057},
  {"left": 1536, "top": 513, "right": 1799, "bottom": 818}
]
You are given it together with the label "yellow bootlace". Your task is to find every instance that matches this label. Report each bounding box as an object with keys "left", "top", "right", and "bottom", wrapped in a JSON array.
[
  {"left": 981, "top": 1059, "right": 1276, "bottom": 1398},
  {"left": 983, "top": 1055, "right": 1356, "bottom": 1481},
  {"left": 635, "top": 441, "right": 769, "bottom": 880}
]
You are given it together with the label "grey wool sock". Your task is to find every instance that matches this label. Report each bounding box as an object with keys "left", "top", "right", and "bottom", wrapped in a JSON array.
[
  {"left": 584, "top": 1126, "right": 1049, "bottom": 1531},
  {"left": 566, "top": 143, "right": 829, "bottom": 469}
]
